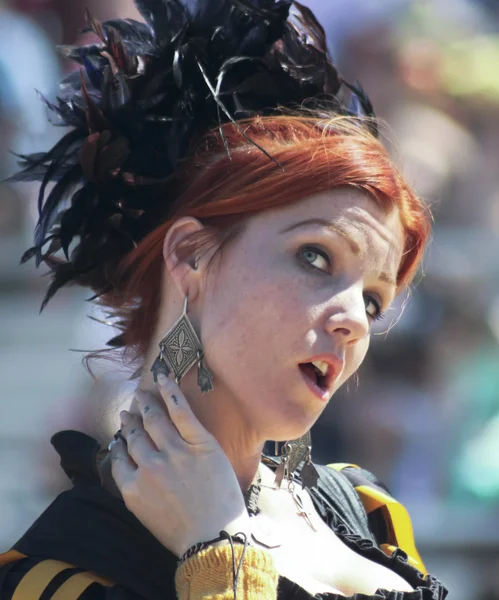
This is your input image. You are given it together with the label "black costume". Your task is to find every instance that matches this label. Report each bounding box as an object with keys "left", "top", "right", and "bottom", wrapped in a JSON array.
[{"left": 0, "top": 431, "right": 448, "bottom": 599}]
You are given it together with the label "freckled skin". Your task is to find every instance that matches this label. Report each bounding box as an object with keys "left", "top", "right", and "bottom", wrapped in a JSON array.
[{"left": 193, "top": 188, "right": 404, "bottom": 444}]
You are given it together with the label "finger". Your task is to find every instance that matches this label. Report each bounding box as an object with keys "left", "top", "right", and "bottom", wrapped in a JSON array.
[
  {"left": 109, "top": 437, "right": 136, "bottom": 491},
  {"left": 157, "top": 374, "right": 212, "bottom": 446},
  {"left": 120, "top": 410, "right": 159, "bottom": 464},
  {"left": 135, "top": 388, "right": 180, "bottom": 451}
]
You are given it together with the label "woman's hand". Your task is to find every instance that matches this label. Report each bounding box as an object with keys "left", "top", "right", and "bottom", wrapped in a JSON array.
[{"left": 109, "top": 374, "right": 251, "bottom": 557}]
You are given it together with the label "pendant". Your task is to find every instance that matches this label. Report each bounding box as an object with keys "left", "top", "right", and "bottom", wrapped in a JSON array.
[
  {"left": 250, "top": 515, "right": 282, "bottom": 549},
  {"left": 196, "top": 352, "right": 214, "bottom": 393},
  {"left": 274, "top": 457, "right": 286, "bottom": 489},
  {"left": 285, "top": 431, "right": 311, "bottom": 475},
  {"left": 301, "top": 460, "right": 320, "bottom": 490},
  {"left": 150, "top": 353, "right": 171, "bottom": 383},
  {"left": 290, "top": 486, "right": 318, "bottom": 532}
]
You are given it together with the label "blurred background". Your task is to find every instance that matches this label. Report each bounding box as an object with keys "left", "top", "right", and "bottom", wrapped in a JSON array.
[{"left": 1, "top": 0, "right": 499, "bottom": 597}]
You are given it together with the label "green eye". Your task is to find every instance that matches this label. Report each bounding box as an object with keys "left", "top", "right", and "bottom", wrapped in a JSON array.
[{"left": 299, "top": 245, "right": 331, "bottom": 273}]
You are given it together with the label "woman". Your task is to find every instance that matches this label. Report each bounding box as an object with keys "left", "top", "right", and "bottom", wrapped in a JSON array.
[{"left": 0, "top": 1, "right": 448, "bottom": 598}]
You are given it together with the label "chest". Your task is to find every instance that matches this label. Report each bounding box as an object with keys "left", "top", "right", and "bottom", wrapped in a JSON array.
[{"left": 253, "top": 483, "right": 414, "bottom": 597}]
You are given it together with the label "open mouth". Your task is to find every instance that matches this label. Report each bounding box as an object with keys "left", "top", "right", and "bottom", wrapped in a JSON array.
[{"left": 298, "top": 362, "right": 328, "bottom": 392}]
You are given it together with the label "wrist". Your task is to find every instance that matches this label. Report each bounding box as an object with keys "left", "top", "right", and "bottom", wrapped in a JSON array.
[
  {"left": 179, "top": 514, "right": 252, "bottom": 557},
  {"left": 179, "top": 530, "right": 251, "bottom": 564}
]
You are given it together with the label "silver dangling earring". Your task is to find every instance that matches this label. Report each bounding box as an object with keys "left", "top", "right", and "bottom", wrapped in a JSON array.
[
  {"left": 150, "top": 293, "right": 214, "bottom": 394},
  {"left": 274, "top": 430, "right": 320, "bottom": 491}
]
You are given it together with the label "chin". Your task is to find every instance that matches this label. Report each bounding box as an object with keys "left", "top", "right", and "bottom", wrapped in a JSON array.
[{"left": 263, "top": 407, "right": 320, "bottom": 443}]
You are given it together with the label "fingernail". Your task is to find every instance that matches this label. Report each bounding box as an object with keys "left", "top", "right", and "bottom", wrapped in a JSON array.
[
  {"left": 108, "top": 440, "right": 117, "bottom": 451},
  {"left": 120, "top": 410, "right": 130, "bottom": 424}
]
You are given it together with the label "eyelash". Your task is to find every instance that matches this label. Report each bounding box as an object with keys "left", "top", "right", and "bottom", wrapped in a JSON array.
[{"left": 298, "top": 245, "right": 386, "bottom": 322}]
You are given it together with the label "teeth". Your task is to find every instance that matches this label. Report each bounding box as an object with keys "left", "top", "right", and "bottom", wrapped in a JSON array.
[{"left": 311, "top": 360, "right": 328, "bottom": 377}]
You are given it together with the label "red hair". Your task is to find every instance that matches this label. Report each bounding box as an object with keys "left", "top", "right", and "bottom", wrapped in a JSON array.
[{"left": 102, "top": 115, "right": 430, "bottom": 360}]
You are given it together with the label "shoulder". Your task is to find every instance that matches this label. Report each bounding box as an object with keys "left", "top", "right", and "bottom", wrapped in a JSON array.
[
  {"left": 0, "top": 553, "right": 135, "bottom": 600},
  {"left": 326, "top": 462, "right": 428, "bottom": 577}
]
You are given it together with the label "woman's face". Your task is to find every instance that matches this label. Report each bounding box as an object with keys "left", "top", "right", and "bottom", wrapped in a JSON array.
[{"left": 199, "top": 188, "right": 404, "bottom": 441}]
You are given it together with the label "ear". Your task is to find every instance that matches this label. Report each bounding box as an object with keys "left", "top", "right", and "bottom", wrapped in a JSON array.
[{"left": 162, "top": 216, "right": 211, "bottom": 303}]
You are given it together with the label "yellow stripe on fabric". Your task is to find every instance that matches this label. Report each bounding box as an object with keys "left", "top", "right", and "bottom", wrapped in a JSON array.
[
  {"left": 354, "top": 484, "right": 428, "bottom": 576},
  {"left": 51, "top": 570, "right": 116, "bottom": 600},
  {"left": 326, "top": 462, "right": 360, "bottom": 472},
  {"left": 0, "top": 550, "right": 26, "bottom": 567},
  {"left": 326, "top": 464, "right": 428, "bottom": 577},
  {"left": 12, "top": 559, "right": 76, "bottom": 600}
]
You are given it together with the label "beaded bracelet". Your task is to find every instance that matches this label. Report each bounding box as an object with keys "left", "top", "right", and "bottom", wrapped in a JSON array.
[{"left": 179, "top": 530, "right": 249, "bottom": 563}]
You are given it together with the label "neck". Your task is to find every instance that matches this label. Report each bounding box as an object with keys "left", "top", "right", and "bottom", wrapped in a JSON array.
[{"left": 132, "top": 364, "right": 265, "bottom": 492}]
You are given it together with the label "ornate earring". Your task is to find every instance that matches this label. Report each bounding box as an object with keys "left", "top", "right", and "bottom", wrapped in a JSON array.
[
  {"left": 151, "top": 293, "right": 214, "bottom": 393},
  {"left": 274, "top": 430, "right": 320, "bottom": 491}
]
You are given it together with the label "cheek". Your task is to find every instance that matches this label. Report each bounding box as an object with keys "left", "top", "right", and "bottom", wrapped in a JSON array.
[
  {"left": 200, "top": 262, "right": 305, "bottom": 385},
  {"left": 342, "top": 337, "right": 370, "bottom": 381}
]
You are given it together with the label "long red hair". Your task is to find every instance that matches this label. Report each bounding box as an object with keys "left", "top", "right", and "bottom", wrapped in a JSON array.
[{"left": 102, "top": 114, "right": 430, "bottom": 361}]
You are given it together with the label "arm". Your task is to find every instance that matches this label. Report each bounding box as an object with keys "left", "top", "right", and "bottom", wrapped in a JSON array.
[{"left": 109, "top": 378, "right": 280, "bottom": 599}]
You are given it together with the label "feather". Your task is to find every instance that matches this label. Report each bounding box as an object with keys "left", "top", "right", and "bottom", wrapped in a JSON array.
[
  {"left": 20, "top": 246, "right": 37, "bottom": 265},
  {"left": 24, "top": 129, "right": 84, "bottom": 178},
  {"left": 79, "top": 132, "right": 102, "bottom": 182},
  {"left": 80, "top": 72, "right": 110, "bottom": 131},
  {"left": 42, "top": 236, "right": 62, "bottom": 260},
  {"left": 230, "top": 0, "right": 290, "bottom": 21},
  {"left": 59, "top": 205, "right": 84, "bottom": 260},
  {"left": 107, "top": 333, "right": 127, "bottom": 347},
  {"left": 40, "top": 262, "right": 89, "bottom": 313},
  {"left": 86, "top": 286, "right": 114, "bottom": 303},
  {"left": 290, "top": 1, "right": 328, "bottom": 55},
  {"left": 83, "top": 54, "right": 105, "bottom": 90},
  {"left": 134, "top": 0, "right": 188, "bottom": 43},
  {"left": 95, "top": 136, "right": 130, "bottom": 181},
  {"left": 14, "top": 0, "right": 377, "bottom": 316},
  {"left": 106, "top": 26, "right": 135, "bottom": 75},
  {"left": 81, "top": 18, "right": 154, "bottom": 47},
  {"left": 196, "top": 57, "right": 281, "bottom": 168},
  {"left": 57, "top": 44, "right": 106, "bottom": 64},
  {"left": 34, "top": 164, "right": 82, "bottom": 263},
  {"left": 343, "top": 80, "right": 376, "bottom": 124},
  {"left": 85, "top": 8, "right": 107, "bottom": 45},
  {"left": 102, "top": 66, "right": 132, "bottom": 111}
]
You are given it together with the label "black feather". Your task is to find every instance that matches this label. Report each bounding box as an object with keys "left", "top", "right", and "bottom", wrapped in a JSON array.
[
  {"left": 81, "top": 19, "right": 154, "bottom": 48},
  {"left": 83, "top": 54, "right": 105, "bottom": 90},
  {"left": 35, "top": 164, "right": 82, "bottom": 263},
  {"left": 342, "top": 80, "right": 378, "bottom": 135},
  {"left": 9, "top": 128, "right": 84, "bottom": 186},
  {"left": 40, "top": 261, "right": 98, "bottom": 313},
  {"left": 107, "top": 333, "right": 127, "bottom": 347},
  {"left": 10, "top": 0, "right": 376, "bottom": 315},
  {"left": 58, "top": 186, "right": 96, "bottom": 259},
  {"left": 20, "top": 246, "right": 37, "bottom": 265}
]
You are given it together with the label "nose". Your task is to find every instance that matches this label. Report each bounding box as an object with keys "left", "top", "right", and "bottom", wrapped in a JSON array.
[{"left": 324, "top": 287, "right": 370, "bottom": 345}]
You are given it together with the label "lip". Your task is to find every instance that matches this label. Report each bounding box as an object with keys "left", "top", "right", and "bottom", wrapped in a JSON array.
[{"left": 298, "top": 353, "right": 344, "bottom": 401}]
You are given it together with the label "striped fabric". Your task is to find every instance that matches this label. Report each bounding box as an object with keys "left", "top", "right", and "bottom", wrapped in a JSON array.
[
  {"left": 0, "top": 551, "right": 116, "bottom": 599},
  {"left": 328, "top": 463, "right": 428, "bottom": 576}
]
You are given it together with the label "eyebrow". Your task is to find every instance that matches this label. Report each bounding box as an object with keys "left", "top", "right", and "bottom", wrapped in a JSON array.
[{"left": 280, "top": 217, "right": 398, "bottom": 287}]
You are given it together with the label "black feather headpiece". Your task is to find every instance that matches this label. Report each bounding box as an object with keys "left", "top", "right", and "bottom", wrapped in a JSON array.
[{"left": 10, "top": 0, "right": 376, "bottom": 310}]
